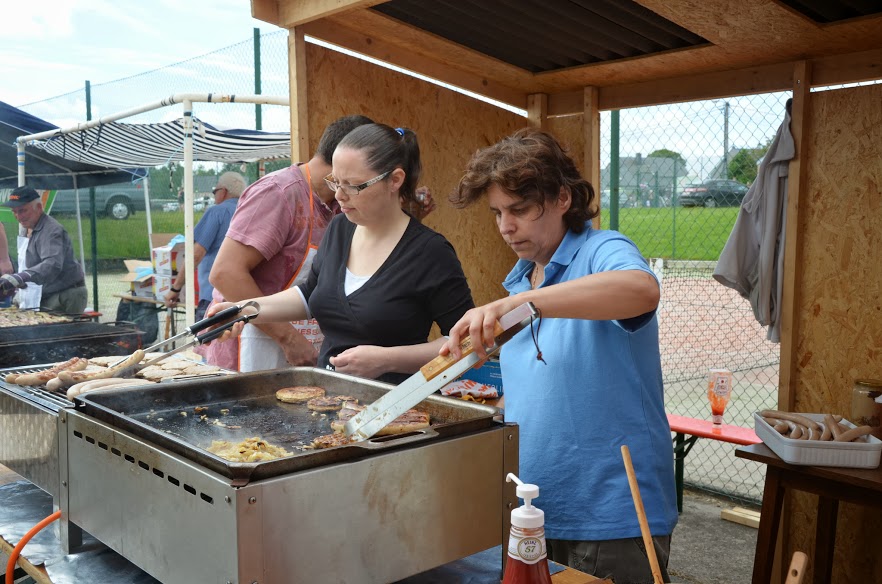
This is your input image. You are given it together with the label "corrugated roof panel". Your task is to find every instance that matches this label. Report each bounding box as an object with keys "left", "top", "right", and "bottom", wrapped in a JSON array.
[
  {"left": 372, "top": 0, "right": 708, "bottom": 73},
  {"left": 778, "top": 0, "right": 882, "bottom": 23}
]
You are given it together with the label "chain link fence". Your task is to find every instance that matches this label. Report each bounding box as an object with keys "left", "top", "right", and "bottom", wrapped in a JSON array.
[
  {"left": 599, "top": 94, "right": 791, "bottom": 504},
  {"left": 7, "top": 29, "right": 798, "bottom": 503}
]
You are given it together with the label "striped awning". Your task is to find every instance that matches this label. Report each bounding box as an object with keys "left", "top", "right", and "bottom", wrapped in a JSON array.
[{"left": 30, "top": 118, "right": 292, "bottom": 167}]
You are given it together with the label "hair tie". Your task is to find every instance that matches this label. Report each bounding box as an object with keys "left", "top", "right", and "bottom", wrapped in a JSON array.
[{"left": 395, "top": 127, "right": 405, "bottom": 137}]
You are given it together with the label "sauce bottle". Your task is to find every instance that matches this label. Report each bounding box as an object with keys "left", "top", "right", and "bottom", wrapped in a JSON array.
[
  {"left": 707, "top": 368, "right": 733, "bottom": 425},
  {"left": 502, "top": 473, "right": 553, "bottom": 584}
]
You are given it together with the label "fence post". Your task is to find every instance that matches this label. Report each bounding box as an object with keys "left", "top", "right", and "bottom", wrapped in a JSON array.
[
  {"left": 672, "top": 158, "right": 678, "bottom": 259},
  {"left": 654, "top": 170, "right": 660, "bottom": 208},
  {"left": 254, "top": 27, "right": 262, "bottom": 131},
  {"left": 610, "top": 110, "right": 620, "bottom": 231}
]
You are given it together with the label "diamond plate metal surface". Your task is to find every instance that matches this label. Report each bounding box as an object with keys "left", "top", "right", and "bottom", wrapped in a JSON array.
[{"left": 0, "top": 389, "right": 60, "bottom": 497}]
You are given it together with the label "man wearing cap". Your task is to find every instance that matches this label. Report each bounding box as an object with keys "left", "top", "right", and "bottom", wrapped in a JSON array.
[{"left": 1, "top": 185, "right": 87, "bottom": 314}]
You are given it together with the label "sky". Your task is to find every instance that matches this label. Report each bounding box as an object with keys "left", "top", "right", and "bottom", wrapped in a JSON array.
[{"left": 3, "top": 0, "right": 271, "bottom": 112}]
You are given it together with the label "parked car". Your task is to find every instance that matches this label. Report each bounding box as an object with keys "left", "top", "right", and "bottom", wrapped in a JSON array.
[
  {"left": 161, "top": 196, "right": 210, "bottom": 213},
  {"left": 678, "top": 179, "right": 749, "bottom": 208},
  {"left": 49, "top": 183, "right": 148, "bottom": 220}
]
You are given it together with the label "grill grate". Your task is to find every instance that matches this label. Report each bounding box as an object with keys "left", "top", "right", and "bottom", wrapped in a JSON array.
[{"left": 0, "top": 364, "right": 74, "bottom": 409}]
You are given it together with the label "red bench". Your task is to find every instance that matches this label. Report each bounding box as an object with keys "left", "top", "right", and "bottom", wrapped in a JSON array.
[{"left": 667, "top": 413, "right": 761, "bottom": 513}]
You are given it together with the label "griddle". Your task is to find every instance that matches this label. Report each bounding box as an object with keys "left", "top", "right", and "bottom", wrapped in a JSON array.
[{"left": 75, "top": 367, "right": 499, "bottom": 486}]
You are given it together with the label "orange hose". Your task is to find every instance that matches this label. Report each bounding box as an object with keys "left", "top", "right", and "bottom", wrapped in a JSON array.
[{"left": 5, "top": 510, "right": 61, "bottom": 584}]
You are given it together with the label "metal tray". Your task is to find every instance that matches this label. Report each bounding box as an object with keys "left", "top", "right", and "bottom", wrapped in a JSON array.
[{"left": 75, "top": 367, "right": 500, "bottom": 485}]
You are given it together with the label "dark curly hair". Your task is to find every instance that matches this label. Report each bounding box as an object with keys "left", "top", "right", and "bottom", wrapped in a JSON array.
[{"left": 450, "top": 127, "right": 597, "bottom": 232}]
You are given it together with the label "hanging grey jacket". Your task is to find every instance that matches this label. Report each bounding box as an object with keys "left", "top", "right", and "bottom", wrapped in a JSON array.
[{"left": 713, "top": 108, "right": 795, "bottom": 343}]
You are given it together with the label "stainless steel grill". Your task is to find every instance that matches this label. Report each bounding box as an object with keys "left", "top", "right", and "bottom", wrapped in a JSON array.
[{"left": 2, "top": 364, "right": 518, "bottom": 584}]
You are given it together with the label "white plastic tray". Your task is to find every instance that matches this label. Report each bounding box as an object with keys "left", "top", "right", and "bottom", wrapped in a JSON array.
[{"left": 753, "top": 412, "right": 882, "bottom": 468}]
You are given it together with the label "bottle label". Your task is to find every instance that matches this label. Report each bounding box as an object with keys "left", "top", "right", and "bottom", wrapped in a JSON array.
[
  {"left": 507, "top": 535, "right": 547, "bottom": 565},
  {"left": 708, "top": 369, "right": 732, "bottom": 397}
]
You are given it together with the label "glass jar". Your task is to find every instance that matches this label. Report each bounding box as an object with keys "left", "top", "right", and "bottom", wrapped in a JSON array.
[{"left": 851, "top": 379, "right": 882, "bottom": 440}]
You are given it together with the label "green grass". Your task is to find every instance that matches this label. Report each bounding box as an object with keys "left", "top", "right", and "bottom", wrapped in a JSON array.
[
  {"left": 3, "top": 206, "right": 737, "bottom": 264},
  {"left": 2, "top": 210, "right": 204, "bottom": 264},
  {"left": 600, "top": 206, "right": 738, "bottom": 261}
]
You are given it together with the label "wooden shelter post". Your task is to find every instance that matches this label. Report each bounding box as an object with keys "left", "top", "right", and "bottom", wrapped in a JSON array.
[
  {"left": 527, "top": 94, "right": 548, "bottom": 130},
  {"left": 582, "top": 86, "right": 601, "bottom": 230},
  {"left": 779, "top": 60, "right": 812, "bottom": 412},
  {"left": 289, "top": 26, "right": 309, "bottom": 162}
]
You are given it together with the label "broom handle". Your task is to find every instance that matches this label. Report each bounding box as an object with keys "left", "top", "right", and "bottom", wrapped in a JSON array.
[{"left": 621, "top": 445, "right": 665, "bottom": 584}]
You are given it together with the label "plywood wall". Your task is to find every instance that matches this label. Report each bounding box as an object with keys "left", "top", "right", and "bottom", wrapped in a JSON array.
[
  {"left": 547, "top": 114, "right": 585, "bottom": 177},
  {"left": 304, "top": 44, "right": 526, "bottom": 308},
  {"left": 788, "top": 83, "right": 882, "bottom": 582}
]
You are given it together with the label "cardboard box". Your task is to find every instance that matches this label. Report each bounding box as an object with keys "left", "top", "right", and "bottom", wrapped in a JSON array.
[
  {"left": 120, "top": 260, "right": 154, "bottom": 298},
  {"left": 151, "top": 233, "right": 184, "bottom": 276},
  {"left": 460, "top": 356, "right": 503, "bottom": 395},
  {"left": 153, "top": 274, "right": 179, "bottom": 299}
]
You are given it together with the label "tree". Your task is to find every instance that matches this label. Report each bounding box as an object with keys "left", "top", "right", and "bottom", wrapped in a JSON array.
[
  {"left": 728, "top": 141, "right": 771, "bottom": 185},
  {"left": 647, "top": 149, "right": 687, "bottom": 168}
]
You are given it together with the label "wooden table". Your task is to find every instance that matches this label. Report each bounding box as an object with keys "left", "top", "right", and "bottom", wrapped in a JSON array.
[
  {"left": 1, "top": 537, "right": 600, "bottom": 584},
  {"left": 735, "top": 443, "right": 882, "bottom": 584}
]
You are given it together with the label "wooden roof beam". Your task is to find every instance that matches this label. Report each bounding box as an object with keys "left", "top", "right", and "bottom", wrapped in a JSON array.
[
  {"left": 545, "top": 47, "right": 882, "bottom": 114},
  {"left": 252, "top": 0, "right": 280, "bottom": 24},
  {"left": 266, "top": 0, "right": 386, "bottom": 28}
]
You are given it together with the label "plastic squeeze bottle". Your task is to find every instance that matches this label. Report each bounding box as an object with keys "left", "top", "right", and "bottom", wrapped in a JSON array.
[
  {"left": 502, "top": 473, "right": 553, "bottom": 584},
  {"left": 707, "top": 368, "right": 733, "bottom": 425}
]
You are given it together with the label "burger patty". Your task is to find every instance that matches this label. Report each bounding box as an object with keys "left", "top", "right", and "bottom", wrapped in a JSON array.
[
  {"left": 276, "top": 386, "right": 326, "bottom": 403},
  {"left": 330, "top": 404, "right": 430, "bottom": 436},
  {"left": 310, "top": 433, "right": 358, "bottom": 449},
  {"left": 306, "top": 395, "right": 359, "bottom": 412}
]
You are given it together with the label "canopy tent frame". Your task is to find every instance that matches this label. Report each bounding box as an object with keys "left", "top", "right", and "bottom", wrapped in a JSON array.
[
  {"left": 16, "top": 93, "right": 291, "bottom": 325},
  {"left": 2, "top": 100, "right": 148, "bottom": 312}
]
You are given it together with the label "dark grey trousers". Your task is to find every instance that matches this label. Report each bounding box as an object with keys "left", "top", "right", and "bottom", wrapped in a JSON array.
[{"left": 547, "top": 535, "right": 672, "bottom": 584}]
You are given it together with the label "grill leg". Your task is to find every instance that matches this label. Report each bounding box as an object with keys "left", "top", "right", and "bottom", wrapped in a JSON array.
[
  {"left": 56, "top": 411, "right": 84, "bottom": 553},
  {"left": 53, "top": 497, "right": 83, "bottom": 553}
]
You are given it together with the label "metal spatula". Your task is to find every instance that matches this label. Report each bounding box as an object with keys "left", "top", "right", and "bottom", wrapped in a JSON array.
[{"left": 344, "top": 302, "right": 538, "bottom": 441}]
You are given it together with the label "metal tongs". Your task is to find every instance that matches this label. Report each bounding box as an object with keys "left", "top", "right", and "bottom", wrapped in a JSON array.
[
  {"left": 109, "top": 301, "right": 261, "bottom": 369},
  {"left": 344, "top": 302, "right": 538, "bottom": 441}
]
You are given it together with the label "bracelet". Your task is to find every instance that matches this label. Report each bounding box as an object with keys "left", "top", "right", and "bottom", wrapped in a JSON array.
[{"left": 170, "top": 286, "right": 182, "bottom": 293}]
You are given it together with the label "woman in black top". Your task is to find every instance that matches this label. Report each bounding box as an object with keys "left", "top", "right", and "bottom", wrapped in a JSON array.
[{"left": 206, "top": 124, "right": 474, "bottom": 383}]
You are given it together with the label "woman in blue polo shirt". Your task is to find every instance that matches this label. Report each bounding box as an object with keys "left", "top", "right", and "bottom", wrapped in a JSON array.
[{"left": 442, "top": 128, "right": 678, "bottom": 584}]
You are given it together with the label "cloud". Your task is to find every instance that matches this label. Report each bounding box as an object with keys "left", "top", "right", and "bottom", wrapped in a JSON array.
[{"left": 1, "top": 2, "right": 76, "bottom": 38}]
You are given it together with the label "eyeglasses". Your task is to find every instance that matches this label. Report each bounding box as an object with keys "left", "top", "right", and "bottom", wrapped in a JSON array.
[
  {"left": 323, "top": 171, "right": 391, "bottom": 197},
  {"left": 211, "top": 187, "right": 225, "bottom": 195}
]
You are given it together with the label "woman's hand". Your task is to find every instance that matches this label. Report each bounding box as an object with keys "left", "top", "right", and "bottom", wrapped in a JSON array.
[
  {"left": 200, "top": 301, "right": 247, "bottom": 344},
  {"left": 441, "top": 297, "right": 518, "bottom": 361},
  {"left": 329, "top": 345, "right": 389, "bottom": 379}
]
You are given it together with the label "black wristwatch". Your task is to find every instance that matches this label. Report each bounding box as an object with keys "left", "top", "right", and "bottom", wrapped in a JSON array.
[{"left": 170, "top": 286, "right": 182, "bottom": 293}]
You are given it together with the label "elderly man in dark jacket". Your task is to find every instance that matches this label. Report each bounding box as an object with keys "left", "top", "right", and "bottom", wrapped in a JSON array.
[{"left": 1, "top": 185, "right": 87, "bottom": 314}]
